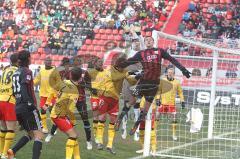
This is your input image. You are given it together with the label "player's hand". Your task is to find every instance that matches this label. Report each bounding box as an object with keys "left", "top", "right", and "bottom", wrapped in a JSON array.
[
  {"left": 182, "top": 69, "right": 191, "bottom": 78},
  {"left": 181, "top": 102, "right": 185, "bottom": 109},
  {"left": 155, "top": 99, "right": 161, "bottom": 106},
  {"left": 128, "top": 71, "right": 137, "bottom": 75}
]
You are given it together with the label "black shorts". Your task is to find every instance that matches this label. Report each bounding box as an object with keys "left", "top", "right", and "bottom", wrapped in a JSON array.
[
  {"left": 137, "top": 79, "right": 159, "bottom": 103},
  {"left": 17, "top": 110, "right": 42, "bottom": 132}
]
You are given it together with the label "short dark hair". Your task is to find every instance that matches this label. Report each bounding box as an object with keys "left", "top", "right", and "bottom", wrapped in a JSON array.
[
  {"left": 10, "top": 53, "right": 18, "bottom": 65},
  {"left": 18, "top": 50, "right": 30, "bottom": 67},
  {"left": 70, "top": 67, "right": 82, "bottom": 82},
  {"left": 61, "top": 57, "right": 70, "bottom": 66}
]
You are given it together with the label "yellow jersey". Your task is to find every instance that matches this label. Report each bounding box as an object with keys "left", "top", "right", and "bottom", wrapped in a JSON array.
[
  {"left": 100, "top": 66, "right": 136, "bottom": 99},
  {"left": 0, "top": 66, "right": 18, "bottom": 104},
  {"left": 157, "top": 77, "right": 184, "bottom": 105},
  {"left": 88, "top": 68, "right": 106, "bottom": 98},
  {"left": 50, "top": 80, "right": 79, "bottom": 120},
  {"left": 34, "top": 67, "right": 61, "bottom": 97}
]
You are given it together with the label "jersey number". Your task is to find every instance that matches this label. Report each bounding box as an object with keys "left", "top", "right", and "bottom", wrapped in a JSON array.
[
  {"left": 12, "top": 76, "right": 21, "bottom": 93},
  {"left": 1, "top": 71, "right": 13, "bottom": 84}
]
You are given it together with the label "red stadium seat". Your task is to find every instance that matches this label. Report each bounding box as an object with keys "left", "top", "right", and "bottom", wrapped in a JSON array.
[
  {"left": 94, "top": 46, "right": 101, "bottom": 51},
  {"left": 112, "top": 29, "right": 119, "bottom": 35},
  {"left": 101, "top": 34, "right": 108, "bottom": 40},
  {"left": 166, "top": 6, "right": 172, "bottom": 12},
  {"left": 81, "top": 45, "right": 87, "bottom": 51},
  {"left": 88, "top": 45, "right": 94, "bottom": 51},
  {"left": 92, "top": 39, "right": 98, "bottom": 45},
  {"left": 97, "top": 40, "right": 105, "bottom": 45},
  {"left": 220, "top": 0, "right": 226, "bottom": 3},
  {"left": 114, "top": 35, "right": 122, "bottom": 41},
  {"left": 95, "top": 34, "right": 101, "bottom": 39},
  {"left": 107, "top": 35, "right": 115, "bottom": 40},
  {"left": 227, "top": 14, "right": 232, "bottom": 20},
  {"left": 119, "top": 30, "right": 124, "bottom": 35},
  {"left": 214, "top": 0, "right": 220, "bottom": 3},
  {"left": 93, "top": 29, "right": 99, "bottom": 34},
  {"left": 226, "top": 0, "right": 232, "bottom": 3},
  {"left": 99, "top": 29, "right": 106, "bottom": 34},
  {"left": 85, "top": 39, "right": 92, "bottom": 45},
  {"left": 207, "top": 0, "right": 213, "bottom": 3},
  {"left": 105, "top": 29, "right": 112, "bottom": 34},
  {"left": 168, "top": 1, "right": 174, "bottom": 6}
]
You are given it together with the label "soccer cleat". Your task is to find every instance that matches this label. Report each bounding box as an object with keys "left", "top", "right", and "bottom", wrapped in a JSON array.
[
  {"left": 121, "top": 129, "right": 127, "bottom": 139},
  {"left": 1, "top": 155, "right": 7, "bottom": 159},
  {"left": 7, "top": 149, "right": 15, "bottom": 159},
  {"left": 172, "top": 135, "right": 178, "bottom": 141},
  {"left": 150, "top": 150, "right": 156, "bottom": 156},
  {"left": 97, "top": 143, "right": 104, "bottom": 150},
  {"left": 134, "top": 132, "right": 139, "bottom": 141},
  {"left": 106, "top": 147, "right": 116, "bottom": 155},
  {"left": 45, "top": 134, "right": 53, "bottom": 143},
  {"left": 42, "top": 128, "right": 49, "bottom": 134},
  {"left": 86, "top": 141, "right": 93, "bottom": 150},
  {"left": 136, "top": 149, "right": 144, "bottom": 154},
  {"left": 54, "top": 130, "right": 57, "bottom": 135},
  {"left": 94, "top": 138, "right": 99, "bottom": 144}
]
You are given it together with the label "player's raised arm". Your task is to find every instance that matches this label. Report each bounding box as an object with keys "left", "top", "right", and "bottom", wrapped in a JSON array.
[
  {"left": 161, "top": 48, "right": 191, "bottom": 78},
  {"left": 116, "top": 51, "right": 142, "bottom": 68},
  {"left": 177, "top": 80, "right": 185, "bottom": 109}
]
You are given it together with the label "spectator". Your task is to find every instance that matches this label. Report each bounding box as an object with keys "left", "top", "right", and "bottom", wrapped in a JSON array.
[
  {"left": 192, "top": 68, "right": 201, "bottom": 76},
  {"left": 226, "top": 69, "right": 237, "bottom": 78}
]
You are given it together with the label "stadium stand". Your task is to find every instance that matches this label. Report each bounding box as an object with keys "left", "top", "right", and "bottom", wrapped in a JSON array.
[{"left": 0, "top": 0, "right": 176, "bottom": 64}]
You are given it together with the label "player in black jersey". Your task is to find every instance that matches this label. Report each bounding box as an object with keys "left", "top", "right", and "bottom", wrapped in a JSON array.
[{"left": 8, "top": 50, "right": 43, "bottom": 159}]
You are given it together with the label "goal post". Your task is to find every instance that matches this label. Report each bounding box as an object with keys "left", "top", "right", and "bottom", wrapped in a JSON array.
[{"left": 141, "top": 31, "right": 240, "bottom": 159}]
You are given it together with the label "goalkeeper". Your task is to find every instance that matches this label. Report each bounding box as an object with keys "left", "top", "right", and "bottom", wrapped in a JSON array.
[{"left": 156, "top": 67, "right": 185, "bottom": 141}]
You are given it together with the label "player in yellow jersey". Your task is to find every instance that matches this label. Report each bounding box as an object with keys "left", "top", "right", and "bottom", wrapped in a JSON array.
[
  {"left": 96, "top": 55, "right": 137, "bottom": 154},
  {"left": 0, "top": 54, "right": 18, "bottom": 158},
  {"left": 50, "top": 67, "right": 82, "bottom": 159},
  {"left": 136, "top": 97, "right": 157, "bottom": 156},
  {"left": 34, "top": 57, "right": 62, "bottom": 134},
  {"left": 156, "top": 67, "right": 185, "bottom": 141},
  {"left": 87, "top": 58, "right": 105, "bottom": 144}
]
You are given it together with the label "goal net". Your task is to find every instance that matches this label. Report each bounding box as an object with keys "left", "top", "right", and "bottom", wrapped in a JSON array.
[{"left": 140, "top": 32, "right": 240, "bottom": 159}]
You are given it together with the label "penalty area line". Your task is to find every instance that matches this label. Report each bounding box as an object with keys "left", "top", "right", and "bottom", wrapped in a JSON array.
[{"left": 129, "top": 129, "right": 240, "bottom": 159}]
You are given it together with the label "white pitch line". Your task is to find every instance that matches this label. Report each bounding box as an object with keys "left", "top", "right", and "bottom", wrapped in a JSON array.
[
  {"left": 129, "top": 129, "right": 240, "bottom": 159},
  {"left": 155, "top": 154, "right": 204, "bottom": 159},
  {"left": 214, "top": 137, "right": 240, "bottom": 142}
]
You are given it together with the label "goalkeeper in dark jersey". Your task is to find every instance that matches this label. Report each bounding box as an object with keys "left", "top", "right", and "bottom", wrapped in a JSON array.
[{"left": 115, "top": 36, "right": 191, "bottom": 135}]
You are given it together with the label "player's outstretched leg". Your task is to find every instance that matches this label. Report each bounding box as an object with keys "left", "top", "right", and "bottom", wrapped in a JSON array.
[
  {"left": 129, "top": 110, "right": 146, "bottom": 136},
  {"left": 114, "top": 105, "right": 130, "bottom": 131},
  {"left": 76, "top": 101, "right": 92, "bottom": 150},
  {"left": 133, "top": 102, "right": 140, "bottom": 141}
]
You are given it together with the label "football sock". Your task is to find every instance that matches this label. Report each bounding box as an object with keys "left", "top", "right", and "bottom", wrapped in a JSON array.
[
  {"left": 66, "top": 138, "right": 76, "bottom": 159},
  {"left": 139, "top": 129, "right": 145, "bottom": 147},
  {"left": 73, "top": 140, "right": 81, "bottom": 159},
  {"left": 40, "top": 113, "right": 48, "bottom": 131},
  {"left": 151, "top": 129, "right": 157, "bottom": 152},
  {"left": 50, "top": 124, "right": 58, "bottom": 136},
  {"left": 12, "top": 135, "right": 31, "bottom": 154},
  {"left": 0, "top": 130, "right": 6, "bottom": 156},
  {"left": 93, "top": 120, "right": 98, "bottom": 138},
  {"left": 3, "top": 130, "right": 15, "bottom": 156},
  {"left": 107, "top": 123, "right": 115, "bottom": 148},
  {"left": 32, "top": 139, "right": 42, "bottom": 159},
  {"left": 83, "top": 120, "right": 91, "bottom": 142},
  {"left": 96, "top": 121, "right": 105, "bottom": 144}
]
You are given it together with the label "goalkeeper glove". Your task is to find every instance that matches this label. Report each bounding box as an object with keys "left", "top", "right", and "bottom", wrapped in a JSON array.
[
  {"left": 181, "top": 102, "right": 185, "bottom": 109},
  {"left": 182, "top": 69, "right": 191, "bottom": 78}
]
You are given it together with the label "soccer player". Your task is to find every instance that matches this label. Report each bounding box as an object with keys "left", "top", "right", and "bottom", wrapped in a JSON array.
[
  {"left": 0, "top": 54, "right": 18, "bottom": 158},
  {"left": 156, "top": 67, "right": 185, "bottom": 140},
  {"left": 8, "top": 50, "right": 43, "bottom": 159},
  {"left": 115, "top": 36, "right": 191, "bottom": 135},
  {"left": 136, "top": 97, "right": 157, "bottom": 156},
  {"left": 34, "top": 56, "right": 60, "bottom": 134},
  {"left": 50, "top": 67, "right": 82, "bottom": 159},
  {"left": 72, "top": 56, "right": 93, "bottom": 150},
  {"left": 87, "top": 58, "right": 105, "bottom": 144},
  {"left": 96, "top": 55, "right": 136, "bottom": 154},
  {"left": 120, "top": 38, "right": 143, "bottom": 141}
]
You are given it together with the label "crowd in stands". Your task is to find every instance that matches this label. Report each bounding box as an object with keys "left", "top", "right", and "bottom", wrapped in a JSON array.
[
  {"left": 0, "top": 0, "right": 176, "bottom": 63},
  {"left": 179, "top": 0, "right": 240, "bottom": 40}
]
